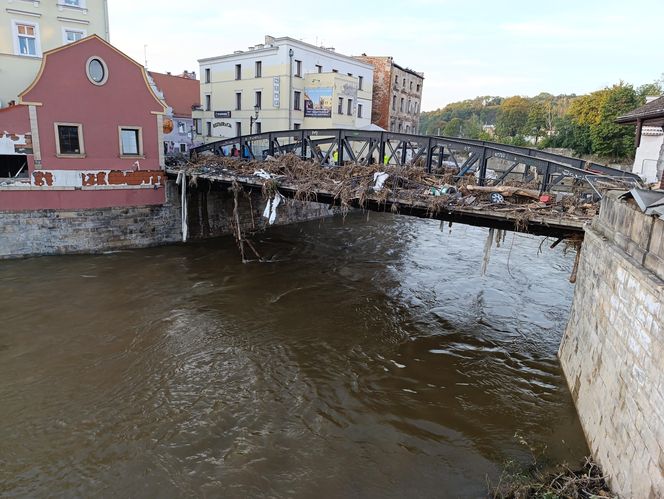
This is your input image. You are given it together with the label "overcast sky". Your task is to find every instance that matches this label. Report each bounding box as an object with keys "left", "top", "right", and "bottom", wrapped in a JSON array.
[{"left": 108, "top": 0, "right": 663, "bottom": 111}]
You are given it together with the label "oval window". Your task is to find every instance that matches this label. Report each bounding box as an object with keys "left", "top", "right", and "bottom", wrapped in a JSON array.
[{"left": 86, "top": 57, "right": 108, "bottom": 85}]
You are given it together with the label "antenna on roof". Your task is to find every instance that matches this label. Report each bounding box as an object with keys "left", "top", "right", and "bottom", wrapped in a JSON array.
[{"left": 144, "top": 44, "right": 148, "bottom": 69}]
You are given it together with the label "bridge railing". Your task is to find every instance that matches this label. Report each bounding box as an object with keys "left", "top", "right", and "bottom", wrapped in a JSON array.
[{"left": 190, "top": 129, "right": 642, "bottom": 194}]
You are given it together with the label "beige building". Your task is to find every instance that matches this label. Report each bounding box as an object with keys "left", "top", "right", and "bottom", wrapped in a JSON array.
[
  {"left": 194, "top": 35, "right": 374, "bottom": 142},
  {"left": 0, "top": 0, "right": 110, "bottom": 108}
]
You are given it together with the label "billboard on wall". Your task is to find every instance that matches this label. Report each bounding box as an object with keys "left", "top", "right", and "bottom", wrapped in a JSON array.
[{"left": 304, "top": 87, "right": 333, "bottom": 118}]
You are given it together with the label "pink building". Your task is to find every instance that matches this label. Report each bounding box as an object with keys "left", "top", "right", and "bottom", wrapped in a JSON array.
[{"left": 0, "top": 35, "right": 167, "bottom": 211}]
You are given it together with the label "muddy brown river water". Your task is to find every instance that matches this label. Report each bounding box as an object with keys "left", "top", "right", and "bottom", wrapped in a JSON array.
[{"left": 0, "top": 212, "right": 588, "bottom": 498}]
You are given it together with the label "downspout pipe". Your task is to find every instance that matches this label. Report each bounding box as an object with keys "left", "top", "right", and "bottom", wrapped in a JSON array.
[{"left": 288, "top": 48, "right": 294, "bottom": 131}]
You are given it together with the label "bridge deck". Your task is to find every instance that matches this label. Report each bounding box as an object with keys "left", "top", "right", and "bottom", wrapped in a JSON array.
[{"left": 167, "top": 164, "right": 590, "bottom": 239}]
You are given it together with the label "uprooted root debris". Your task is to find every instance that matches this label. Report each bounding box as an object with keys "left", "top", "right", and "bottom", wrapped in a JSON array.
[{"left": 179, "top": 153, "right": 601, "bottom": 223}]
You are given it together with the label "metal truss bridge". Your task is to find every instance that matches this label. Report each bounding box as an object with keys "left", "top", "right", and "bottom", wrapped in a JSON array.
[{"left": 191, "top": 128, "right": 641, "bottom": 195}]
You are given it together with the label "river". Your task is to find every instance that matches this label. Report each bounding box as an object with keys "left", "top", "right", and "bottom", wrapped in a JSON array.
[{"left": 0, "top": 212, "right": 588, "bottom": 498}]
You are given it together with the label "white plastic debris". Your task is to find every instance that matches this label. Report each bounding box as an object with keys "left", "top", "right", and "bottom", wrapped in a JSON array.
[
  {"left": 475, "top": 168, "right": 497, "bottom": 180},
  {"left": 254, "top": 169, "right": 273, "bottom": 179},
  {"left": 373, "top": 172, "right": 389, "bottom": 191},
  {"left": 176, "top": 171, "right": 188, "bottom": 242},
  {"left": 262, "top": 192, "right": 285, "bottom": 225}
]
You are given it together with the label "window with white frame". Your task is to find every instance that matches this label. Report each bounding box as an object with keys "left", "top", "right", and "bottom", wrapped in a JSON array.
[
  {"left": 60, "top": 0, "right": 87, "bottom": 8},
  {"left": 63, "top": 28, "right": 85, "bottom": 44},
  {"left": 119, "top": 127, "right": 142, "bottom": 156},
  {"left": 357, "top": 104, "right": 363, "bottom": 118},
  {"left": 177, "top": 122, "right": 186, "bottom": 134},
  {"left": 55, "top": 123, "right": 84, "bottom": 156},
  {"left": 13, "top": 21, "right": 40, "bottom": 57}
]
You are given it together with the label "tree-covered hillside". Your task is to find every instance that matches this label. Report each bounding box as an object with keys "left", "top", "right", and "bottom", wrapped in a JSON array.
[{"left": 420, "top": 81, "right": 662, "bottom": 160}]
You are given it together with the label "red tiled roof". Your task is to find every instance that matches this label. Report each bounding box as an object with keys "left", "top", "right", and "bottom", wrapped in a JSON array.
[{"left": 149, "top": 71, "right": 199, "bottom": 118}]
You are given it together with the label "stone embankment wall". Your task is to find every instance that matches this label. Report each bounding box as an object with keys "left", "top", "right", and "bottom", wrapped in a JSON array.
[
  {"left": 560, "top": 191, "right": 664, "bottom": 498},
  {"left": 0, "top": 179, "right": 334, "bottom": 258}
]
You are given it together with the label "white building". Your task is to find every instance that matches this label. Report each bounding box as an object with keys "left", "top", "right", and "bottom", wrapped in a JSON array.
[
  {"left": 194, "top": 35, "right": 374, "bottom": 142},
  {"left": 617, "top": 96, "right": 664, "bottom": 184}
]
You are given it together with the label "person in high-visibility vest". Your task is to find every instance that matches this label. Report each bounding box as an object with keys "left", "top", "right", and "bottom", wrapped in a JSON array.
[
  {"left": 332, "top": 150, "right": 339, "bottom": 165},
  {"left": 383, "top": 154, "right": 389, "bottom": 165}
]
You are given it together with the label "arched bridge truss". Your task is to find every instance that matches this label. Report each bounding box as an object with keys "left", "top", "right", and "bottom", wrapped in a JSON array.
[{"left": 191, "top": 129, "right": 641, "bottom": 194}]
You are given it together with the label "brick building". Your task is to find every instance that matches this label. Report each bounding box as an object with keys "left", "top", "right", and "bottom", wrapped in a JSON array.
[{"left": 354, "top": 55, "right": 424, "bottom": 133}]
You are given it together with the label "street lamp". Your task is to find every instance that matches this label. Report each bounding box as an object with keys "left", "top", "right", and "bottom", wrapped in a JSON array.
[{"left": 249, "top": 104, "right": 260, "bottom": 134}]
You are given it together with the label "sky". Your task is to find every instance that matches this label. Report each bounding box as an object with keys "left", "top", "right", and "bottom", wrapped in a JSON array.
[{"left": 108, "top": 0, "right": 663, "bottom": 111}]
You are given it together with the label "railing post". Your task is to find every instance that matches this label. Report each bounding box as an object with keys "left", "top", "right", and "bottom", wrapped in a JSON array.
[
  {"left": 337, "top": 129, "right": 344, "bottom": 165},
  {"left": 425, "top": 137, "right": 433, "bottom": 173},
  {"left": 438, "top": 145, "right": 444, "bottom": 169},
  {"left": 300, "top": 129, "right": 306, "bottom": 158},
  {"left": 379, "top": 132, "right": 385, "bottom": 166},
  {"left": 268, "top": 133, "right": 274, "bottom": 157},
  {"left": 478, "top": 148, "right": 488, "bottom": 186},
  {"left": 401, "top": 140, "right": 407, "bottom": 166},
  {"left": 540, "top": 162, "right": 551, "bottom": 193}
]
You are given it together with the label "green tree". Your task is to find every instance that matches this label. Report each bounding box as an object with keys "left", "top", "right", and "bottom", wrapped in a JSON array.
[
  {"left": 443, "top": 117, "right": 463, "bottom": 137},
  {"left": 496, "top": 96, "right": 530, "bottom": 138},
  {"left": 590, "top": 84, "right": 640, "bottom": 158},
  {"left": 526, "top": 102, "right": 548, "bottom": 144}
]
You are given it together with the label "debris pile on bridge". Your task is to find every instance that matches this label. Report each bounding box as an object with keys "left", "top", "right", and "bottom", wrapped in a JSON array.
[{"left": 182, "top": 154, "right": 599, "bottom": 229}]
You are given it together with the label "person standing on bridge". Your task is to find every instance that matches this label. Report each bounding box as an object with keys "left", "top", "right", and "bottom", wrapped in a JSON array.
[
  {"left": 332, "top": 149, "right": 339, "bottom": 166},
  {"left": 383, "top": 154, "right": 389, "bottom": 166}
]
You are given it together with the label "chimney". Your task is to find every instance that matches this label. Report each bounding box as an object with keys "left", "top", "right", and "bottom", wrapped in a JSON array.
[{"left": 265, "top": 35, "right": 275, "bottom": 46}]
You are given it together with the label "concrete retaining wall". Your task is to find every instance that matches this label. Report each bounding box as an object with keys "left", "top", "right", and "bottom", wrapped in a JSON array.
[
  {"left": 560, "top": 191, "right": 664, "bottom": 497},
  {"left": 0, "top": 179, "right": 334, "bottom": 259}
]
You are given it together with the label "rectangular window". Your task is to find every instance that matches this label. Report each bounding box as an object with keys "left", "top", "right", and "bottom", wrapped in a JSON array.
[
  {"left": 235, "top": 64, "right": 241, "bottom": 80},
  {"left": 402, "top": 78, "right": 406, "bottom": 87},
  {"left": 255, "top": 122, "right": 261, "bottom": 134},
  {"left": 15, "top": 22, "right": 39, "bottom": 56},
  {"left": 194, "top": 119, "right": 201, "bottom": 134},
  {"left": 255, "top": 91, "right": 262, "bottom": 109},
  {"left": 358, "top": 103, "right": 363, "bottom": 118},
  {"left": 316, "top": 64, "right": 322, "bottom": 73},
  {"left": 119, "top": 127, "right": 142, "bottom": 156},
  {"left": 235, "top": 92, "right": 241, "bottom": 110},
  {"left": 358, "top": 76, "right": 363, "bottom": 90},
  {"left": 347, "top": 98, "right": 352, "bottom": 116},
  {"left": 394, "top": 75, "right": 398, "bottom": 84},
  {"left": 62, "top": 0, "right": 84, "bottom": 6},
  {"left": 204, "top": 68, "right": 210, "bottom": 83},
  {"left": 236, "top": 122, "right": 242, "bottom": 137},
  {"left": 63, "top": 29, "right": 85, "bottom": 44},
  {"left": 206, "top": 122, "right": 212, "bottom": 137},
  {"left": 177, "top": 122, "right": 186, "bottom": 134},
  {"left": 180, "top": 144, "right": 187, "bottom": 153},
  {"left": 255, "top": 60, "right": 262, "bottom": 78},
  {"left": 205, "top": 94, "right": 211, "bottom": 111},
  {"left": 400, "top": 98, "right": 404, "bottom": 112},
  {"left": 294, "top": 123, "right": 301, "bottom": 130},
  {"left": 55, "top": 123, "right": 83, "bottom": 156},
  {"left": 410, "top": 81, "right": 413, "bottom": 90},
  {"left": 338, "top": 97, "right": 343, "bottom": 114},
  {"left": 295, "top": 60, "right": 302, "bottom": 77},
  {"left": 416, "top": 83, "right": 421, "bottom": 92},
  {"left": 294, "top": 90, "right": 301, "bottom": 111},
  {"left": 392, "top": 95, "right": 396, "bottom": 111}
]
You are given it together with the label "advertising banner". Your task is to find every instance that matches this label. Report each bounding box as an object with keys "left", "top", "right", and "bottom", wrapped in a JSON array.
[{"left": 304, "top": 87, "right": 333, "bottom": 118}]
